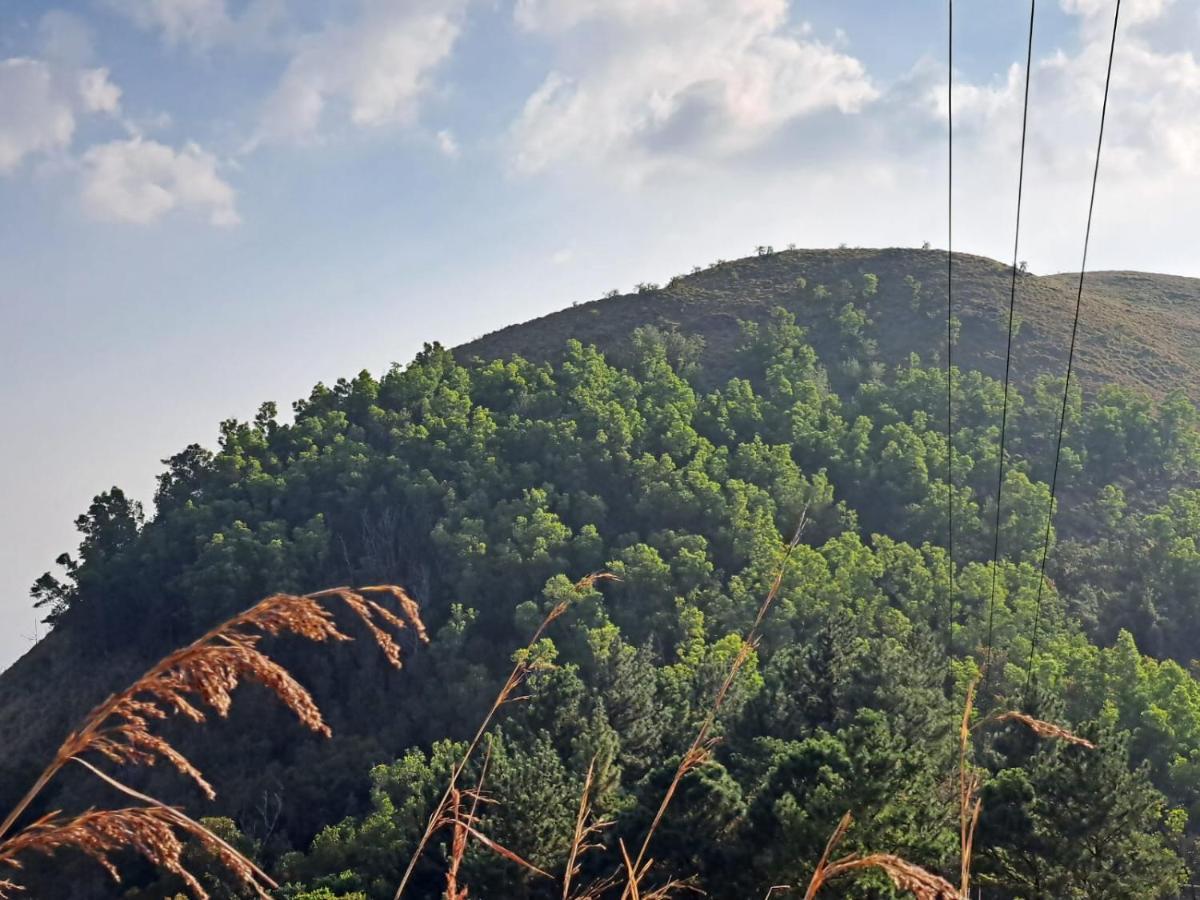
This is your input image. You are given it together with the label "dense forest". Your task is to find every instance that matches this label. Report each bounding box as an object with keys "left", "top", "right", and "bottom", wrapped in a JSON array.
[{"left": 5, "top": 248, "right": 1200, "bottom": 898}]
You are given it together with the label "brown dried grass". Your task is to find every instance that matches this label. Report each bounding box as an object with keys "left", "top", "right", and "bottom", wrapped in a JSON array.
[
  {"left": 954, "top": 674, "right": 1096, "bottom": 897},
  {"left": 823, "top": 854, "right": 959, "bottom": 900},
  {"left": 798, "top": 671, "right": 1098, "bottom": 900},
  {"left": 620, "top": 511, "right": 809, "bottom": 899},
  {"left": 616, "top": 840, "right": 697, "bottom": 900},
  {"left": 394, "top": 572, "right": 617, "bottom": 899},
  {"left": 992, "top": 712, "right": 1096, "bottom": 749},
  {"left": 803, "top": 812, "right": 957, "bottom": 900},
  {"left": 436, "top": 739, "right": 551, "bottom": 900},
  {"left": 802, "top": 811, "right": 853, "bottom": 900},
  {"left": 0, "top": 585, "right": 426, "bottom": 898},
  {"left": 442, "top": 742, "right": 493, "bottom": 900},
  {"left": 438, "top": 789, "right": 551, "bottom": 883},
  {"left": 0, "top": 567, "right": 1108, "bottom": 899},
  {"left": 441, "top": 738, "right": 512, "bottom": 900},
  {"left": 0, "top": 807, "right": 267, "bottom": 899},
  {"left": 958, "top": 679, "right": 981, "bottom": 898},
  {"left": 562, "top": 759, "right": 615, "bottom": 900}
]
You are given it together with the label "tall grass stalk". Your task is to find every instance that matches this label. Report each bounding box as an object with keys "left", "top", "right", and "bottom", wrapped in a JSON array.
[
  {"left": 394, "top": 572, "right": 614, "bottom": 899},
  {"left": 802, "top": 812, "right": 957, "bottom": 899},
  {"left": 956, "top": 673, "right": 1095, "bottom": 898},
  {"left": 620, "top": 512, "right": 808, "bottom": 897},
  {"left": 0, "top": 585, "right": 425, "bottom": 898}
]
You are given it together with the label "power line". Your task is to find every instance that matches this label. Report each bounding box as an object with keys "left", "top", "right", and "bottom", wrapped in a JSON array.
[
  {"left": 945, "top": 0, "right": 955, "bottom": 661},
  {"left": 1025, "top": 0, "right": 1122, "bottom": 702},
  {"left": 983, "top": 0, "right": 1037, "bottom": 684}
]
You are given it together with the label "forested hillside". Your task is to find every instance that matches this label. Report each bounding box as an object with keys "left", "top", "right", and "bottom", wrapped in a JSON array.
[{"left": 5, "top": 247, "right": 1200, "bottom": 898}]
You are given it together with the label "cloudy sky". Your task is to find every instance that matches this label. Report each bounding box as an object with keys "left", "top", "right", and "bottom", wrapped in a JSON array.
[{"left": 1, "top": 0, "right": 1196, "bottom": 668}]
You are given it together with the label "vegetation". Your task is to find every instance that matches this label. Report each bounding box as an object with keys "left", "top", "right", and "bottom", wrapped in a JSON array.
[
  {"left": 461, "top": 248, "right": 1200, "bottom": 404},
  {"left": 5, "top": 250, "right": 1200, "bottom": 897},
  {"left": 0, "top": 587, "right": 426, "bottom": 898}
]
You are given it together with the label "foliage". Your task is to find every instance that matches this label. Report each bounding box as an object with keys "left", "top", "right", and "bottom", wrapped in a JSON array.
[{"left": 14, "top": 264, "right": 1200, "bottom": 898}]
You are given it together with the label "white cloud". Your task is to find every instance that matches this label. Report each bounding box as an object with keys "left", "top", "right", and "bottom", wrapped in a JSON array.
[
  {"left": 497, "top": 0, "right": 1200, "bottom": 278},
  {"left": 258, "top": 0, "right": 467, "bottom": 143},
  {"left": 509, "top": 0, "right": 877, "bottom": 176},
  {"left": 0, "top": 60, "right": 76, "bottom": 173},
  {"left": 436, "top": 128, "right": 460, "bottom": 158},
  {"left": 879, "top": 0, "right": 1200, "bottom": 271},
  {"left": 79, "top": 68, "right": 122, "bottom": 114},
  {"left": 1061, "top": 0, "right": 1172, "bottom": 28},
  {"left": 0, "top": 57, "right": 120, "bottom": 174},
  {"left": 937, "top": 0, "right": 1200, "bottom": 183},
  {"left": 80, "top": 138, "right": 240, "bottom": 226},
  {"left": 103, "top": 0, "right": 232, "bottom": 50},
  {"left": 102, "top": 0, "right": 289, "bottom": 53},
  {"left": 932, "top": 62, "right": 1023, "bottom": 131},
  {"left": 0, "top": 14, "right": 236, "bottom": 229}
]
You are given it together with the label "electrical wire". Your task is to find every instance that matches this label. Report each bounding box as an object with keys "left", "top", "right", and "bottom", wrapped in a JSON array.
[
  {"left": 983, "top": 0, "right": 1038, "bottom": 686},
  {"left": 1025, "top": 0, "right": 1122, "bottom": 702},
  {"left": 945, "top": 0, "right": 956, "bottom": 661}
]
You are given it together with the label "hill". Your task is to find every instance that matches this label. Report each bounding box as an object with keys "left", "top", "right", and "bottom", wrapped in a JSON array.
[
  {"left": 461, "top": 247, "right": 1200, "bottom": 401},
  {"left": 3, "top": 246, "right": 1200, "bottom": 898}
]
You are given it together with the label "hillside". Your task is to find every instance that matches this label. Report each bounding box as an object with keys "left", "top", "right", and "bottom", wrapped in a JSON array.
[
  {"left": 461, "top": 248, "right": 1200, "bottom": 401},
  {"left": 4, "top": 247, "right": 1200, "bottom": 898}
]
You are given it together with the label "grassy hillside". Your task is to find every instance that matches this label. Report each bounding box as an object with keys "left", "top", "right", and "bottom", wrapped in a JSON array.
[
  {"left": 461, "top": 247, "right": 1200, "bottom": 401},
  {"left": 4, "top": 246, "right": 1200, "bottom": 898}
]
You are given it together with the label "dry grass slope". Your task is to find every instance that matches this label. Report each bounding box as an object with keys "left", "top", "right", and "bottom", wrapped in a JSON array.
[{"left": 460, "top": 247, "right": 1200, "bottom": 402}]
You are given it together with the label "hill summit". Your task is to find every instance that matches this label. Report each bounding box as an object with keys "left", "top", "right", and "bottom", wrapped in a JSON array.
[{"left": 463, "top": 247, "right": 1200, "bottom": 400}]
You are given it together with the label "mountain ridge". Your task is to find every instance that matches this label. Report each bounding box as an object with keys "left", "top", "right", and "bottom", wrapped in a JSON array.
[{"left": 459, "top": 247, "right": 1200, "bottom": 402}]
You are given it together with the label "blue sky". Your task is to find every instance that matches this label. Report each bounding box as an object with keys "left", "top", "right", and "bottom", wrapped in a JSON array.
[{"left": 2, "top": 0, "right": 1198, "bottom": 668}]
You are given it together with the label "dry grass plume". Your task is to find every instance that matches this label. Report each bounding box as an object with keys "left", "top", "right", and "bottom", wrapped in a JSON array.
[
  {"left": 619, "top": 511, "right": 808, "bottom": 899},
  {"left": 803, "top": 812, "right": 957, "bottom": 900},
  {"left": 992, "top": 711, "right": 1096, "bottom": 749},
  {"left": 955, "top": 673, "right": 1096, "bottom": 897},
  {"left": 394, "top": 571, "right": 617, "bottom": 899},
  {"left": 562, "top": 758, "right": 615, "bottom": 900},
  {"left": 0, "top": 585, "right": 427, "bottom": 898}
]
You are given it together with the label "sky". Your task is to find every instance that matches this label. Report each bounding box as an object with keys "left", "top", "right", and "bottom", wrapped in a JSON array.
[{"left": 1, "top": 0, "right": 1198, "bottom": 670}]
